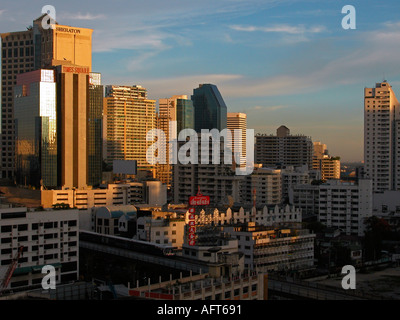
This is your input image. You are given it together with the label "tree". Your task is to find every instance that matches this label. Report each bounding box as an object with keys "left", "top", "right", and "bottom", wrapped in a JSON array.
[
  {"left": 52, "top": 202, "right": 71, "bottom": 210},
  {"left": 363, "top": 216, "right": 391, "bottom": 261}
]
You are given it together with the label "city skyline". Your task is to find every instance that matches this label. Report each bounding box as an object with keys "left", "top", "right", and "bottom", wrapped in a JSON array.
[{"left": 2, "top": 0, "right": 400, "bottom": 163}]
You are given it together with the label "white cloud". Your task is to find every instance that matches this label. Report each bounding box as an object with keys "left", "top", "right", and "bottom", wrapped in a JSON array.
[
  {"left": 229, "top": 24, "right": 326, "bottom": 34},
  {"left": 60, "top": 12, "right": 106, "bottom": 21},
  {"left": 248, "top": 105, "right": 287, "bottom": 112}
]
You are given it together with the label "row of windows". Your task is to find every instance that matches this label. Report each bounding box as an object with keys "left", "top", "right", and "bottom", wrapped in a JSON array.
[
  {"left": 1, "top": 220, "right": 77, "bottom": 233},
  {"left": 2, "top": 40, "right": 33, "bottom": 47},
  {"left": 0, "top": 231, "right": 77, "bottom": 243},
  {"left": 2, "top": 48, "right": 33, "bottom": 60}
]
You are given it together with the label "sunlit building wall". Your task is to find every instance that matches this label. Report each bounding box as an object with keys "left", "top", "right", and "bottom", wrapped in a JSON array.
[
  {"left": 227, "top": 112, "right": 247, "bottom": 166},
  {"left": 104, "top": 85, "right": 156, "bottom": 172},
  {"left": 14, "top": 69, "right": 57, "bottom": 188},
  {"left": 312, "top": 141, "right": 340, "bottom": 180},
  {"left": 364, "top": 81, "right": 400, "bottom": 192},
  {"left": 157, "top": 95, "right": 194, "bottom": 187},
  {"left": 0, "top": 15, "right": 93, "bottom": 181}
]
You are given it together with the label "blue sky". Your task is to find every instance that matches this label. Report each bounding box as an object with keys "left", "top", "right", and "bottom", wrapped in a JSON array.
[{"left": 2, "top": 0, "right": 400, "bottom": 162}]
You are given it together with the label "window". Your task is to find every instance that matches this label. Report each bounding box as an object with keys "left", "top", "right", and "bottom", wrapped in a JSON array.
[
  {"left": 1, "top": 225, "right": 12, "bottom": 232},
  {"left": 18, "top": 224, "right": 28, "bottom": 231}
]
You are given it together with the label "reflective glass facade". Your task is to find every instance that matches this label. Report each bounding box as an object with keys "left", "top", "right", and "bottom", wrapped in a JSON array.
[
  {"left": 176, "top": 98, "right": 194, "bottom": 132},
  {"left": 191, "top": 84, "right": 227, "bottom": 132},
  {"left": 88, "top": 73, "right": 103, "bottom": 187},
  {"left": 14, "top": 69, "right": 57, "bottom": 188}
]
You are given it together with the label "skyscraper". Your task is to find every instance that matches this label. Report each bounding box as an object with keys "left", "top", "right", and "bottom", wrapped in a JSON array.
[
  {"left": 104, "top": 85, "right": 156, "bottom": 172},
  {"left": 14, "top": 69, "right": 57, "bottom": 188},
  {"left": 191, "top": 84, "right": 227, "bottom": 132},
  {"left": 88, "top": 73, "right": 104, "bottom": 187},
  {"left": 1, "top": 29, "right": 34, "bottom": 180},
  {"left": 1, "top": 15, "right": 93, "bottom": 187},
  {"left": 157, "top": 95, "right": 194, "bottom": 187},
  {"left": 255, "top": 126, "right": 313, "bottom": 169},
  {"left": 364, "top": 81, "right": 400, "bottom": 192},
  {"left": 227, "top": 112, "right": 247, "bottom": 165}
]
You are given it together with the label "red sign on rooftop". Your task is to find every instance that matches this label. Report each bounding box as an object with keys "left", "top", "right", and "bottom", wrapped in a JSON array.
[{"left": 189, "top": 190, "right": 210, "bottom": 206}]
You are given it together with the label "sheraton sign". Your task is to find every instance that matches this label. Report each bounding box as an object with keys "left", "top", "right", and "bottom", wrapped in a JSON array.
[{"left": 56, "top": 27, "right": 81, "bottom": 34}]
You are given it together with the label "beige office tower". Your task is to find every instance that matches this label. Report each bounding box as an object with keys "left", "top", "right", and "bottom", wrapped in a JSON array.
[
  {"left": 364, "top": 81, "right": 400, "bottom": 192},
  {"left": 1, "top": 15, "right": 93, "bottom": 186},
  {"left": 104, "top": 85, "right": 156, "bottom": 172},
  {"left": 227, "top": 112, "right": 247, "bottom": 166},
  {"left": 57, "top": 64, "right": 90, "bottom": 189},
  {"left": 312, "top": 141, "right": 340, "bottom": 180}
]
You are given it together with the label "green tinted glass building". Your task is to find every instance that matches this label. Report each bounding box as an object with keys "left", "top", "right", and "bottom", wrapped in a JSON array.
[
  {"left": 191, "top": 84, "right": 227, "bottom": 132},
  {"left": 176, "top": 98, "right": 194, "bottom": 132}
]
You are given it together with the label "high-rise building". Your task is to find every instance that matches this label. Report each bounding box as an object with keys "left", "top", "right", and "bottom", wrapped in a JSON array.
[
  {"left": 312, "top": 141, "right": 340, "bottom": 180},
  {"left": 88, "top": 73, "right": 104, "bottom": 187},
  {"left": 364, "top": 81, "right": 400, "bottom": 192},
  {"left": 290, "top": 179, "right": 373, "bottom": 236},
  {"left": 227, "top": 112, "right": 247, "bottom": 166},
  {"left": 172, "top": 136, "right": 243, "bottom": 205},
  {"left": 104, "top": 85, "right": 156, "bottom": 172},
  {"left": 0, "top": 15, "right": 93, "bottom": 181},
  {"left": 159, "top": 95, "right": 194, "bottom": 133},
  {"left": 14, "top": 69, "right": 58, "bottom": 188},
  {"left": 192, "top": 84, "right": 227, "bottom": 132},
  {"left": 255, "top": 126, "right": 313, "bottom": 169},
  {"left": 1, "top": 30, "right": 34, "bottom": 180},
  {"left": 156, "top": 95, "right": 194, "bottom": 187}
]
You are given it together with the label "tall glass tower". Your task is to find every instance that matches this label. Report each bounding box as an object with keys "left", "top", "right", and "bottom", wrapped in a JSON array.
[
  {"left": 14, "top": 69, "right": 57, "bottom": 188},
  {"left": 191, "top": 84, "right": 227, "bottom": 132},
  {"left": 88, "top": 73, "right": 103, "bottom": 187}
]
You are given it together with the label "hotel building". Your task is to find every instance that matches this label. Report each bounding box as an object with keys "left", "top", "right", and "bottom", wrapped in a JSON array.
[{"left": 1, "top": 15, "right": 93, "bottom": 182}]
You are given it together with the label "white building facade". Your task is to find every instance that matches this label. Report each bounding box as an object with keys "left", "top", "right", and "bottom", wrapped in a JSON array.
[{"left": 0, "top": 207, "right": 79, "bottom": 292}]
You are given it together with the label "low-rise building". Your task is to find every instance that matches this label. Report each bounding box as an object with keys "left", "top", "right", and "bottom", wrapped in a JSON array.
[
  {"left": 0, "top": 207, "right": 79, "bottom": 292},
  {"left": 41, "top": 180, "right": 167, "bottom": 209},
  {"left": 224, "top": 222, "right": 315, "bottom": 273},
  {"left": 136, "top": 211, "right": 186, "bottom": 249},
  {"left": 128, "top": 271, "right": 266, "bottom": 300}
]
